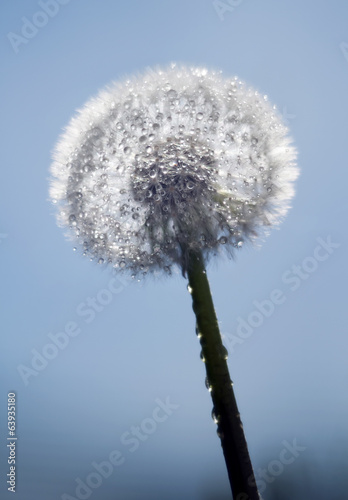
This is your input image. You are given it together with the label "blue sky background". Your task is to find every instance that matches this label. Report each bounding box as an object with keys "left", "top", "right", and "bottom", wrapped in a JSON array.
[{"left": 1, "top": 1, "right": 348, "bottom": 499}]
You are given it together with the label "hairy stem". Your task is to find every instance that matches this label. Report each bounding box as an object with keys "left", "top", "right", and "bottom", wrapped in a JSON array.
[{"left": 186, "top": 249, "right": 260, "bottom": 500}]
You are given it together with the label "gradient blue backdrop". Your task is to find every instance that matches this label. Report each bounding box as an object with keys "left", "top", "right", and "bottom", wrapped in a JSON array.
[{"left": 1, "top": 1, "right": 347, "bottom": 499}]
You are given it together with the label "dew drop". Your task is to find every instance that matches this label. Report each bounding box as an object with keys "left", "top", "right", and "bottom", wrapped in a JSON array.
[
  {"left": 167, "top": 89, "right": 177, "bottom": 99},
  {"left": 187, "top": 284, "right": 193, "bottom": 294},
  {"left": 146, "top": 146, "right": 153, "bottom": 154},
  {"left": 119, "top": 260, "right": 126, "bottom": 268},
  {"left": 98, "top": 258, "right": 104, "bottom": 265},
  {"left": 69, "top": 214, "right": 77, "bottom": 226},
  {"left": 219, "top": 345, "right": 229, "bottom": 360},
  {"left": 217, "top": 429, "right": 224, "bottom": 439},
  {"left": 219, "top": 236, "right": 227, "bottom": 245},
  {"left": 196, "top": 112, "right": 203, "bottom": 121},
  {"left": 205, "top": 377, "right": 212, "bottom": 392},
  {"left": 124, "top": 147, "right": 131, "bottom": 155},
  {"left": 211, "top": 408, "right": 219, "bottom": 424}
]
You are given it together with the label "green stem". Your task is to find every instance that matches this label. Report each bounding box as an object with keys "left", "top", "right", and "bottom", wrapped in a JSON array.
[{"left": 186, "top": 249, "right": 260, "bottom": 500}]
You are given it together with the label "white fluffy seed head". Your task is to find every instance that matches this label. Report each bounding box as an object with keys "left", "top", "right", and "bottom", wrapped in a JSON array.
[{"left": 50, "top": 64, "right": 298, "bottom": 276}]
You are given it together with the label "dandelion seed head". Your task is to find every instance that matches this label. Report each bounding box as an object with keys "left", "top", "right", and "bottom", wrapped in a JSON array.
[{"left": 50, "top": 65, "right": 298, "bottom": 275}]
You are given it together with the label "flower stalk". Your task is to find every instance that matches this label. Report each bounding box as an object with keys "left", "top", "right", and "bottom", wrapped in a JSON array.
[{"left": 186, "top": 249, "right": 260, "bottom": 499}]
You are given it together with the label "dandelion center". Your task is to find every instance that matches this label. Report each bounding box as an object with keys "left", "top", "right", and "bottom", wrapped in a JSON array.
[{"left": 132, "top": 138, "right": 217, "bottom": 213}]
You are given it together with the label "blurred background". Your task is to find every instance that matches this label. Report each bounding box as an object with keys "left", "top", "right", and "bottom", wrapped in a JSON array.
[{"left": 1, "top": 1, "right": 347, "bottom": 498}]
